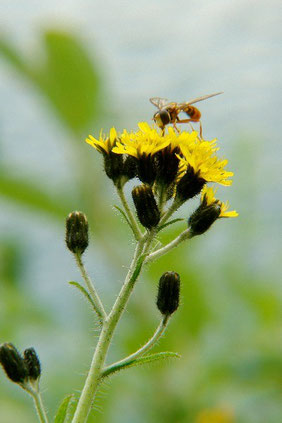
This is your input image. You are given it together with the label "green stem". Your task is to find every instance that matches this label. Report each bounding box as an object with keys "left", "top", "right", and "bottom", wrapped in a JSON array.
[
  {"left": 102, "top": 314, "right": 170, "bottom": 377},
  {"left": 145, "top": 228, "right": 191, "bottom": 264},
  {"left": 24, "top": 385, "right": 49, "bottom": 423},
  {"left": 75, "top": 253, "right": 107, "bottom": 324},
  {"left": 159, "top": 198, "right": 181, "bottom": 227},
  {"left": 116, "top": 186, "right": 143, "bottom": 241},
  {"left": 72, "top": 233, "right": 152, "bottom": 423}
]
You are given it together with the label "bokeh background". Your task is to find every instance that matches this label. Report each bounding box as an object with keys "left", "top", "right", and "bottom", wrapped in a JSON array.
[{"left": 0, "top": 1, "right": 281, "bottom": 422}]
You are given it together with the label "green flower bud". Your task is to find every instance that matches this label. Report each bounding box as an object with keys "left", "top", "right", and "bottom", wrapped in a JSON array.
[
  {"left": 156, "top": 272, "right": 180, "bottom": 315},
  {"left": 66, "top": 211, "right": 89, "bottom": 255}
]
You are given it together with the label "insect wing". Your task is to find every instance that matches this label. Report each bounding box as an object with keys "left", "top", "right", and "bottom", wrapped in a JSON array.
[
  {"left": 180, "top": 92, "right": 223, "bottom": 107},
  {"left": 149, "top": 97, "right": 169, "bottom": 109}
]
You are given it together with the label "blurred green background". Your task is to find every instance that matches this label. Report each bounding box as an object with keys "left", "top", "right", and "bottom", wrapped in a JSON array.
[{"left": 0, "top": 1, "right": 281, "bottom": 422}]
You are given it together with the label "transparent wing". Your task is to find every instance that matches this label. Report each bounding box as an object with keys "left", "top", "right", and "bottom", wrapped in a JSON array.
[
  {"left": 179, "top": 92, "right": 223, "bottom": 107},
  {"left": 149, "top": 97, "right": 169, "bottom": 109}
]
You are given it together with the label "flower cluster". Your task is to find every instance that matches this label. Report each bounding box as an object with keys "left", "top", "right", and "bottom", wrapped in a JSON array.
[{"left": 86, "top": 122, "right": 237, "bottom": 234}]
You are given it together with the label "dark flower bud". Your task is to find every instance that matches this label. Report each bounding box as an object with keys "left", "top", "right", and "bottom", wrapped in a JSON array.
[
  {"left": 156, "top": 272, "right": 180, "bottom": 315},
  {"left": 155, "top": 146, "right": 180, "bottom": 187},
  {"left": 103, "top": 151, "right": 124, "bottom": 183},
  {"left": 188, "top": 202, "right": 221, "bottom": 236},
  {"left": 66, "top": 211, "right": 89, "bottom": 255},
  {"left": 176, "top": 165, "right": 205, "bottom": 203},
  {"left": 23, "top": 348, "right": 41, "bottom": 381},
  {"left": 132, "top": 185, "right": 160, "bottom": 229},
  {"left": 136, "top": 153, "right": 157, "bottom": 185},
  {"left": 0, "top": 343, "right": 28, "bottom": 384}
]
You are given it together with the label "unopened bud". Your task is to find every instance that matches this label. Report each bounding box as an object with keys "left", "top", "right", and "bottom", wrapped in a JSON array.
[
  {"left": 188, "top": 202, "right": 221, "bottom": 236},
  {"left": 66, "top": 211, "right": 89, "bottom": 255},
  {"left": 23, "top": 348, "right": 41, "bottom": 381},
  {"left": 176, "top": 165, "right": 205, "bottom": 203},
  {"left": 156, "top": 272, "right": 180, "bottom": 315},
  {"left": 0, "top": 343, "right": 28, "bottom": 384},
  {"left": 132, "top": 185, "right": 160, "bottom": 229}
]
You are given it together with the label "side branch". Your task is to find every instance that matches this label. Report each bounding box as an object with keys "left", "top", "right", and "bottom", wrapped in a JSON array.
[
  {"left": 116, "top": 186, "right": 143, "bottom": 240},
  {"left": 101, "top": 314, "right": 170, "bottom": 378},
  {"left": 145, "top": 228, "right": 191, "bottom": 264},
  {"left": 75, "top": 253, "right": 107, "bottom": 324}
]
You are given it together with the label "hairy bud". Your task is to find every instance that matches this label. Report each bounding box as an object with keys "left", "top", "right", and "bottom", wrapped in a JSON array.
[
  {"left": 132, "top": 185, "right": 160, "bottom": 229},
  {"left": 66, "top": 211, "right": 89, "bottom": 255},
  {"left": 188, "top": 202, "right": 221, "bottom": 236},
  {"left": 156, "top": 272, "right": 180, "bottom": 315},
  {"left": 176, "top": 165, "right": 205, "bottom": 203},
  {"left": 0, "top": 343, "right": 28, "bottom": 384},
  {"left": 23, "top": 348, "right": 41, "bottom": 381}
]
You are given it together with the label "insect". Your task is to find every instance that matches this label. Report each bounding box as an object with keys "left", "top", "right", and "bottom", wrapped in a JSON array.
[{"left": 150, "top": 92, "right": 223, "bottom": 137}]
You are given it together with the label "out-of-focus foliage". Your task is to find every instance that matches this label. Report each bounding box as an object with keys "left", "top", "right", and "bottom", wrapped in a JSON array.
[{"left": 0, "top": 28, "right": 281, "bottom": 423}]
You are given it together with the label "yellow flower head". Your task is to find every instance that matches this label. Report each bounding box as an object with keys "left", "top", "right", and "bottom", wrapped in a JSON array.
[
  {"left": 201, "top": 186, "right": 238, "bottom": 218},
  {"left": 178, "top": 139, "right": 233, "bottom": 186},
  {"left": 86, "top": 127, "right": 118, "bottom": 154},
  {"left": 112, "top": 122, "right": 170, "bottom": 158}
]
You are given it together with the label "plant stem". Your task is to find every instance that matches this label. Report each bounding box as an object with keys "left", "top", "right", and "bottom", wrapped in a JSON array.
[
  {"left": 145, "top": 228, "right": 191, "bottom": 264},
  {"left": 102, "top": 315, "right": 170, "bottom": 377},
  {"left": 75, "top": 253, "right": 107, "bottom": 324},
  {"left": 24, "top": 385, "right": 49, "bottom": 423},
  {"left": 159, "top": 198, "right": 181, "bottom": 227},
  {"left": 72, "top": 233, "right": 152, "bottom": 423},
  {"left": 116, "top": 186, "right": 143, "bottom": 240}
]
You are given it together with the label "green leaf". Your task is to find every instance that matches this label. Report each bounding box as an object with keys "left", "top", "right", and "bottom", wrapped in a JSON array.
[
  {"left": 0, "top": 30, "right": 103, "bottom": 134},
  {"left": 0, "top": 170, "right": 72, "bottom": 220},
  {"left": 102, "top": 352, "right": 181, "bottom": 378},
  {"left": 158, "top": 218, "right": 184, "bottom": 232},
  {"left": 69, "top": 281, "right": 97, "bottom": 313},
  {"left": 54, "top": 394, "right": 77, "bottom": 423}
]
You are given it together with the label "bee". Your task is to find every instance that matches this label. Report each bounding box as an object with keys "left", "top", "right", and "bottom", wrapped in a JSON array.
[{"left": 150, "top": 92, "right": 223, "bottom": 137}]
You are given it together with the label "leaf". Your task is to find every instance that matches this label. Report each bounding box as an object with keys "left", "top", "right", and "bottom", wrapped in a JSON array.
[
  {"left": 102, "top": 352, "right": 181, "bottom": 378},
  {"left": 54, "top": 394, "right": 77, "bottom": 423},
  {"left": 113, "top": 205, "right": 133, "bottom": 230},
  {"left": 69, "top": 281, "right": 97, "bottom": 313},
  {"left": 0, "top": 30, "right": 103, "bottom": 134},
  {"left": 158, "top": 218, "right": 184, "bottom": 232},
  {"left": 0, "top": 170, "right": 72, "bottom": 220}
]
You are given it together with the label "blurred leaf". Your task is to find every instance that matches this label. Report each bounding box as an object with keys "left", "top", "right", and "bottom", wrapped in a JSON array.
[
  {"left": 54, "top": 394, "right": 77, "bottom": 423},
  {"left": 0, "top": 30, "right": 102, "bottom": 134},
  {"left": 0, "top": 170, "right": 73, "bottom": 219},
  {"left": 102, "top": 352, "right": 181, "bottom": 378}
]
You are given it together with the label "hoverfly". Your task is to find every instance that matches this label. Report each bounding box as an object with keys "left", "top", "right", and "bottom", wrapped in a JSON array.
[{"left": 150, "top": 92, "right": 223, "bottom": 137}]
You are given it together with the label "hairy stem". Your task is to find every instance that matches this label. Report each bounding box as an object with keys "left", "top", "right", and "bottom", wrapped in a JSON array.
[
  {"left": 72, "top": 232, "right": 152, "bottom": 423},
  {"left": 117, "top": 186, "right": 143, "bottom": 240},
  {"left": 24, "top": 385, "right": 49, "bottom": 423},
  {"left": 145, "top": 228, "right": 191, "bottom": 264},
  {"left": 75, "top": 253, "right": 107, "bottom": 324},
  {"left": 102, "top": 314, "right": 170, "bottom": 377}
]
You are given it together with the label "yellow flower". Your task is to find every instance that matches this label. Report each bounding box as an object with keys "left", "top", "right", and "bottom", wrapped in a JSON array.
[
  {"left": 201, "top": 186, "right": 238, "bottom": 218},
  {"left": 112, "top": 122, "right": 170, "bottom": 158},
  {"left": 178, "top": 139, "right": 233, "bottom": 186},
  {"left": 86, "top": 127, "right": 118, "bottom": 154}
]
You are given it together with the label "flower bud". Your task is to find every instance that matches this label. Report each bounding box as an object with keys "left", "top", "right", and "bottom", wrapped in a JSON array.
[
  {"left": 132, "top": 185, "right": 160, "bottom": 229},
  {"left": 0, "top": 343, "right": 28, "bottom": 384},
  {"left": 188, "top": 202, "right": 221, "bottom": 236},
  {"left": 176, "top": 165, "right": 205, "bottom": 203},
  {"left": 66, "top": 211, "right": 89, "bottom": 255},
  {"left": 23, "top": 348, "right": 41, "bottom": 381},
  {"left": 156, "top": 272, "right": 180, "bottom": 315}
]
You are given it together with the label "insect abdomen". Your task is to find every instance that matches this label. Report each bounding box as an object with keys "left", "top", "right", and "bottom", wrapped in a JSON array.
[{"left": 184, "top": 106, "right": 201, "bottom": 120}]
